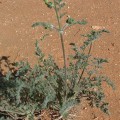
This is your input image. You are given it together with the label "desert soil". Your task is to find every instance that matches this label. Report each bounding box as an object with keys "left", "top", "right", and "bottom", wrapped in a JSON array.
[{"left": 0, "top": 0, "right": 120, "bottom": 120}]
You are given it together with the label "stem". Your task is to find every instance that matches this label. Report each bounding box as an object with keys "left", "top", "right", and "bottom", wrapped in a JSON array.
[
  {"left": 78, "top": 43, "right": 92, "bottom": 83},
  {"left": 53, "top": 0, "right": 67, "bottom": 99},
  {"left": 0, "top": 109, "right": 26, "bottom": 117}
]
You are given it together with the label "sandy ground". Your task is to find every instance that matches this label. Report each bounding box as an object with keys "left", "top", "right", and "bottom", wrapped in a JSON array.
[{"left": 0, "top": 0, "right": 120, "bottom": 120}]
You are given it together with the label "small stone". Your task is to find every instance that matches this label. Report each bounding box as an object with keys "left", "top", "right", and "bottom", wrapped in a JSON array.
[
  {"left": 83, "top": 107, "right": 87, "bottom": 110},
  {"left": 94, "top": 117, "right": 99, "bottom": 120},
  {"left": 91, "top": 26, "right": 105, "bottom": 30}
]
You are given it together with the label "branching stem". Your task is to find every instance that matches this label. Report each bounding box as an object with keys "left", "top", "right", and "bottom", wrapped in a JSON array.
[{"left": 78, "top": 43, "right": 92, "bottom": 83}]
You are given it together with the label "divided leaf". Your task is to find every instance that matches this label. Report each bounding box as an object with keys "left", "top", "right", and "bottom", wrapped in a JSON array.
[
  {"left": 60, "top": 98, "right": 79, "bottom": 118},
  {"left": 32, "top": 22, "right": 54, "bottom": 30}
]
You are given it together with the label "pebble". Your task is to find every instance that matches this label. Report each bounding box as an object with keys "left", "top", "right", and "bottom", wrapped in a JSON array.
[
  {"left": 94, "top": 117, "right": 99, "bottom": 120},
  {"left": 91, "top": 26, "right": 105, "bottom": 30}
]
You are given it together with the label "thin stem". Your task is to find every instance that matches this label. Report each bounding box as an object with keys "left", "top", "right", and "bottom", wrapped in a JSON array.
[
  {"left": 53, "top": 0, "right": 61, "bottom": 29},
  {"left": 78, "top": 43, "right": 92, "bottom": 83},
  {"left": 53, "top": 0, "right": 67, "bottom": 99},
  {"left": 0, "top": 109, "right": 25, "bottom": 116}
]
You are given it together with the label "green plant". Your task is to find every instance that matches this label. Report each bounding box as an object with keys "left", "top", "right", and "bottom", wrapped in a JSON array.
[{"left": 0, "top": 0, "right": 115, "bottom": 120}]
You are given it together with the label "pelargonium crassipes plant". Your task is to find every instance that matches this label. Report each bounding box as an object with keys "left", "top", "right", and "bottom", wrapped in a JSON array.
[{"left": 0, "top": 0, "right": 115, "bottom": 120}]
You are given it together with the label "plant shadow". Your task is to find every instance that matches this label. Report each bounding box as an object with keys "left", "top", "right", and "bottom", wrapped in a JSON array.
[{"left": 0, "top": 56, "right": 17, "bottom": 90}]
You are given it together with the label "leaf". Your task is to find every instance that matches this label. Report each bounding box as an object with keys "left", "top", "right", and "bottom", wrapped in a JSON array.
[
  {"left": 40, "top": 34, "right": 49, "bottom": 41},
  {"left": 101, "top": 29, "right": 110, "bottom": 33},
  {"left": 69, "top": 43, "right": 78, "bottom": 52},
  {"left": 44, "top": 0, "right": 54, "bottom": 8},
  {"left": 77, "top": 19, "right": 87, "bottom": 25},
  {"left": 35, "top": 40, "right": 45, "bottom": 60},
  {"left": 104, "top": 77, "right": 115, "bottom": 90},
  {"left": 100, "top": 102, "right": 109, "bottom": 114},
  {"left": 15, "top": 81, "right": 25, "bottom": 105},
  {"left": 0, "top": 117, "right": 12, "bottom": 120},
  {"left": 46, "top": 2, "right": 54, "bottom": 8},
  {"left": 15, "top": 61, "right": 30, "bottom": 76},
  {"left": 80, "top": 30, "right": 109, "bottom": 50},
  {"left": 66, "top": 17, "right": 76, "bottom": 24},
  {"left": 94, "top": 58, "right": 108, "bottom": 64},
  {"left": 41, "top": 83, "right": 56, "bottom": 108},
  {"left": 60, "top": 98, "right": 78, "bottom": 117},
  {"left": 32, "top": 22, "right": 54, "bottom": 30},
  {"left": 5, "top": 71, "right": 12, "bottom": 81}
]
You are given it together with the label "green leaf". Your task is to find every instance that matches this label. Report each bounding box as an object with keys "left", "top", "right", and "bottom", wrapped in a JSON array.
[
  {"left": 80, "top": 30, "right": 109, "bottom": 50},
  {"left": 66, "top": 17, "right": 76, "bottom": 24},
  {"left": 40, "top": 34, "right": 49, "bottom": 41},
  {"left": 32, "top": 22, "right": 54, "bottom": 30},
  {"left": 5, "top": 71, "right": 12, "bottom": 81},
  {"left": 104, "top": 77, "right": 115, "bottom": 90},
  {"left": 35, "top": 40, "right": 45, "bottom": 60},
  {"left": 77, "top": 19, "right": 87, "bottom": 25},
  {"left": 44, "top": 0, "right": 54, "bottom": 8},
  {"left": 60, "top": 98, "right": 78, "bottom": 117},
  {"left": 100, "top": 102, "right": 109, "bottom": 114},
  {"left": 94, "top": 58, "right": 108, "bottom": 64}
]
